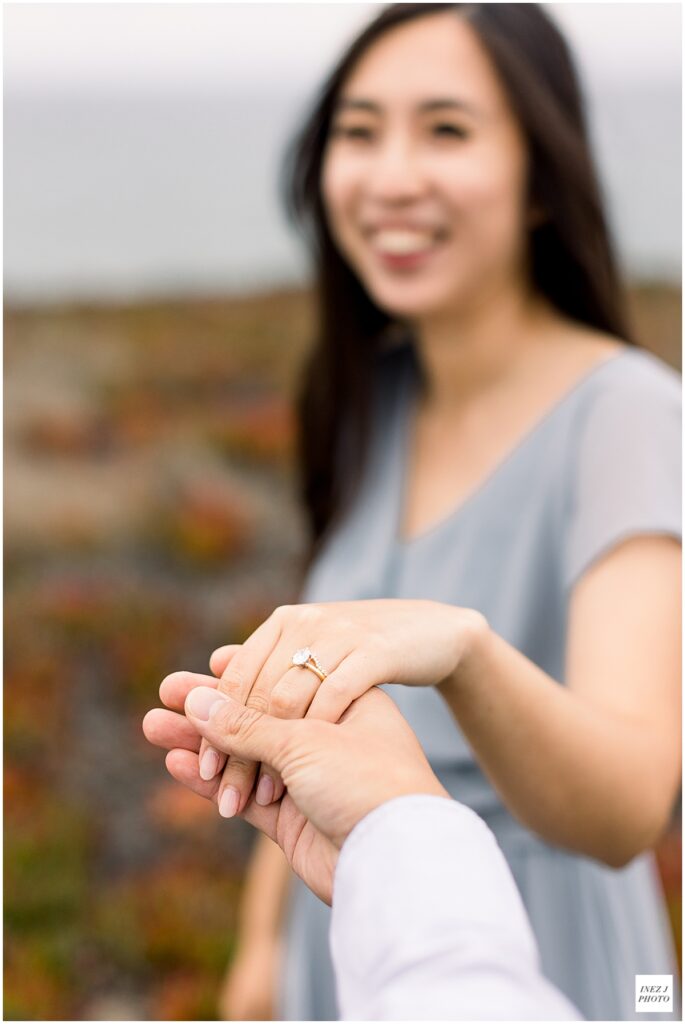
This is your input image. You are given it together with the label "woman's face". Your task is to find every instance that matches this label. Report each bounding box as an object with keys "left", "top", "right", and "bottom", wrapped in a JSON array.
[{"left": 321, "top": 13, "right": 534, "bottom": 321}]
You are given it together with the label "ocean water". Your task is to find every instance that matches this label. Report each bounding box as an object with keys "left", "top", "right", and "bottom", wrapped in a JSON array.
[{"left": 4, "top": 83, "right": 681, "bottom": 305}]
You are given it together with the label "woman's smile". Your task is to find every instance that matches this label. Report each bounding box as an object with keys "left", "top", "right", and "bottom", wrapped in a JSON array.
[{"left": 366, "top": 224, "right": 450, "bottom": 272}]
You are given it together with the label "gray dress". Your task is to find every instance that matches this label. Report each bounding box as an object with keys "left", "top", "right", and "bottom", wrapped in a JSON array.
[{"left": 277, "top": 341, "right": 681, "bottom": 1022}]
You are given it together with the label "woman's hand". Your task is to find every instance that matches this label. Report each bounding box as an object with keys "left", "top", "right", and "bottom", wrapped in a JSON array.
[{"left": 170, "top": 599, "right": 485, "bottom": 818}]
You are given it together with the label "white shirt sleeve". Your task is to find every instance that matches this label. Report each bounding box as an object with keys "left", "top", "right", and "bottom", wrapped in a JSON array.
[{"left": 330, "top": 794, "right": 582, "bottom": 1021}]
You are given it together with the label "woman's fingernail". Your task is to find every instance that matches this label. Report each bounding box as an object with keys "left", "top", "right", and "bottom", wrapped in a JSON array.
[
  {"left": 186, "top": 686, "right": 226, "bottom": 721},
  {"left": 199, "top": 748, "right": 220, "bottom": 780},
  {"left": 219, "top": 787, "right": 240, "bottom": 819},
  {"left": 255, "top": 774, "right": 275, "bottom": 806}
]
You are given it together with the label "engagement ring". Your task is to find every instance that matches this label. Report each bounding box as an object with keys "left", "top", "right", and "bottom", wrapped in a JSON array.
[{"left": 292, "top": 647, "right": 328, "bottom": 682}]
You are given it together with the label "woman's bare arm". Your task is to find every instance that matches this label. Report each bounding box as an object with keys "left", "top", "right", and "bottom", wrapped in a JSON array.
[
  {"left": 237, "top": 832, "right": 292, "bottom": 945},
  {"left": 218, "top": 834, "right": 292, "bottom": 1020},
  {"left": 439, "top": 535, "right": 681, "bottom": 867}
]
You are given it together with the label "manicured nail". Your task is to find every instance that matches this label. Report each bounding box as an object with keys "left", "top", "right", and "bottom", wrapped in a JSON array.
[
  {"left": 219, "top": 787, "right": 240, "bottom": 819},
  {"left": 186, "top": 686, "right": 226, "bottom": 721},
  {"left": 255, "top": 774, "right": 275, "bottom": 806},
  {"left": 199, "top": 748, "right": 220, "bottom": 781}
]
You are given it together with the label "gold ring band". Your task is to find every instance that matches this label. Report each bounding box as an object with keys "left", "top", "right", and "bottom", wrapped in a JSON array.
[{"left": 303, "top": 661, "right": 327, "bottom": 682}]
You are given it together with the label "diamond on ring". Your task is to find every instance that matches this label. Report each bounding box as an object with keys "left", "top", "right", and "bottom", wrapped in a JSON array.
[{"left": 292, "top": 647, "right": 313, "bottom": 666}]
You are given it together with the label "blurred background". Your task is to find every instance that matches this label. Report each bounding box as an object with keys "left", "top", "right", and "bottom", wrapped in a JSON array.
[{"left": 4, "top": 3, "right": 681, "bottom": 1019}]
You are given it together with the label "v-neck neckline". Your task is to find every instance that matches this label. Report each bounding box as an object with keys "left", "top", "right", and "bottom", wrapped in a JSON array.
[{"left": 393, "top": 347, "right": 630, "bottom": 549}]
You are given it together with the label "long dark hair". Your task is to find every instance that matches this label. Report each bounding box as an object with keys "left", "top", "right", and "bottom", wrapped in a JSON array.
[{"left": 282, "top": 2, "right": 634, "bottom": 573}]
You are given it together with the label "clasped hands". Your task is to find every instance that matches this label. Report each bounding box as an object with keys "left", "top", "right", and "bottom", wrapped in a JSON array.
[{"left": 143, "top": 598, "right": 485, "bottom": 902}]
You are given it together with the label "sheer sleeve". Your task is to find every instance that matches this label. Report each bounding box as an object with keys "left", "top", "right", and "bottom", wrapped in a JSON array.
[{"left": 564, "top": 358, "right": 681, "bottom": 590}]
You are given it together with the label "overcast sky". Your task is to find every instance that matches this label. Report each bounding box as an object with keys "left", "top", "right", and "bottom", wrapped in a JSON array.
[{"left": 4, "top": 3, "right": 681, "bottom": 94}]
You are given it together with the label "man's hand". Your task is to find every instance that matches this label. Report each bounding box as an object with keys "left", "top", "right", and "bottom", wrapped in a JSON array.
[{"left": 143, "top": 681, "right": 448, "bottom": 905}]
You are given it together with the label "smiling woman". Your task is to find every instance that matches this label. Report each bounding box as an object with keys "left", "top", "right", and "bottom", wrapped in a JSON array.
[
  {"left": 146, "top": 4, "right": 680, "bottom": 1021},
  {"left": 258, "top": 6, "right": 679, "bottom": 1019}
]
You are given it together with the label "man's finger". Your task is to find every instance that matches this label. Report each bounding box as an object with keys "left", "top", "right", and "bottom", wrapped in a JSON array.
[{"left": 184, "top": 686, "right": 295, "bottom": 777}]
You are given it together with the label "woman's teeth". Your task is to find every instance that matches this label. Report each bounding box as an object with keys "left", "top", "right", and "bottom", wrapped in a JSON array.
[{"left": 373, "top": 229, "right": 438, "bottom": 254}]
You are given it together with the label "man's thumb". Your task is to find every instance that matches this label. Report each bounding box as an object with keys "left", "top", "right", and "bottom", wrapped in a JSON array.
[{"left": 185, "top": 685, "right": 291, "bottom": 771}]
